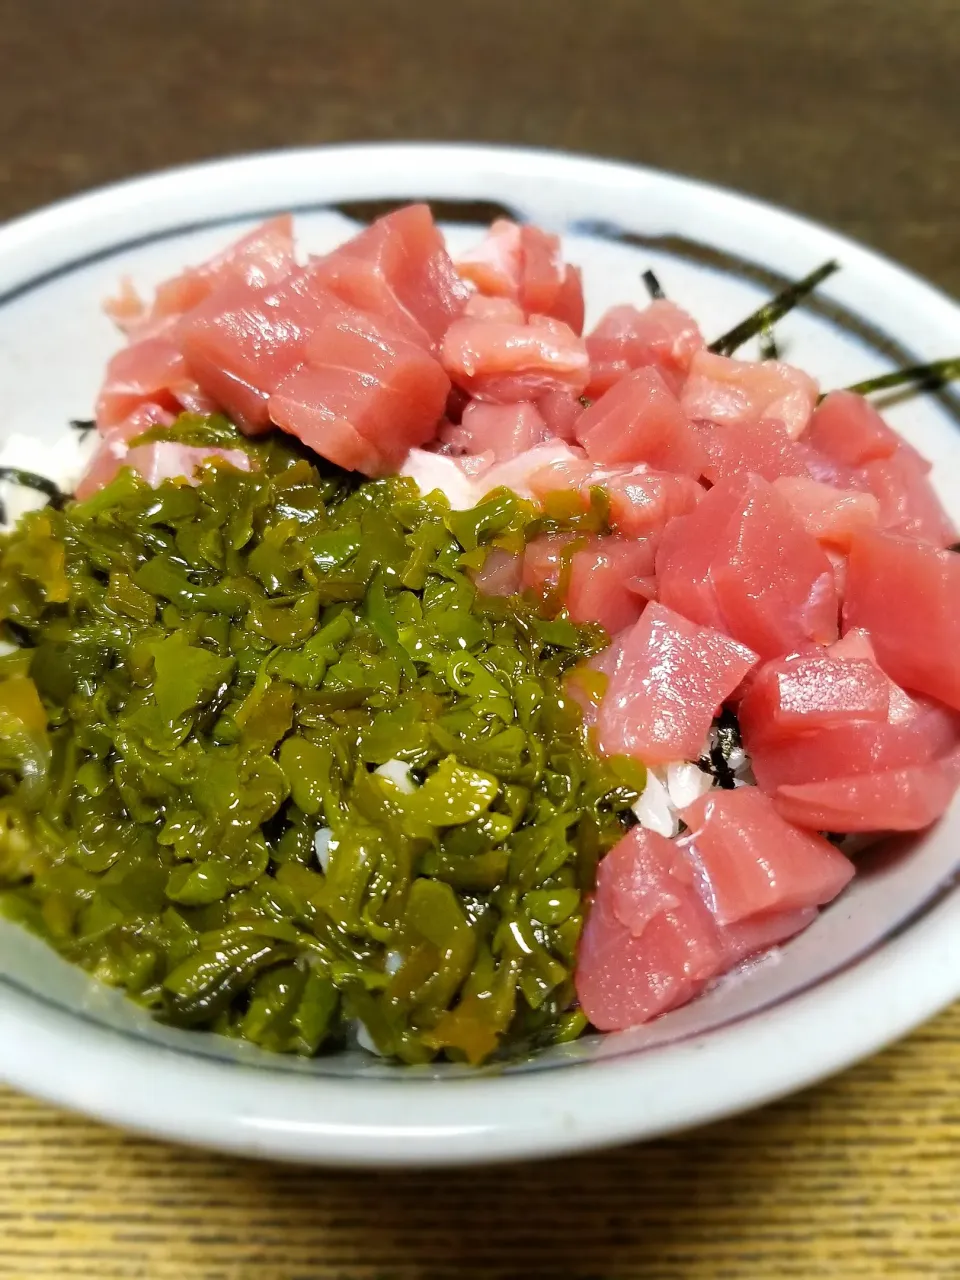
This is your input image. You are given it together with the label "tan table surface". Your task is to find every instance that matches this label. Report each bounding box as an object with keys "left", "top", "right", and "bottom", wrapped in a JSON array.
[{"left": 1, "top": 1, "right": 959, "bottom": 1275}]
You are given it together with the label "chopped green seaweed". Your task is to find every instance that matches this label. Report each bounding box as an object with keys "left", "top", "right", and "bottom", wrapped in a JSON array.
[{"left": 0, "top": 416, "right": 642, "bottom": 1064}]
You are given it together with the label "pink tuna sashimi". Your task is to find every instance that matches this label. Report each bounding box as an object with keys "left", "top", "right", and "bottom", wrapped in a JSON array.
[
  {"left": 308, "top": 204, "right": 469, "bottom": 349},
  {"left": 680, "top": 350, "right": 819, "bottom": 439},
  {"left": 75, "top": 404, "right": 176, "bottom": 499},
  {"left": 456, "top": 220, "right": 585, "bottom": 333},
  {"left": 95, "top": 336, "right": 214, "bottom": 429},
  {"left": 537, "top": 385, "right": 585, "bottom": 442},
  {"left": 267, "top": 311, "right": 450, "bottom": 476},
  {"left": 774, "top": 750, "right": 960, "bottom": 832},
  {"left": 457, "top": 219, "right": 522, "bottom": 297},
  {"left": 843, "top": 531, "right": 960, "bottom": 711},
  {"left": 858, "top": 446, "right": 957, "bottom": 547},
  {"left": 680, "top": 787, "right": 854, "bottom": 926},
  {"left": 739, "top": 651, "right": 891, "bottom": 742},
  {"left": 719, "top": 906, "right": 818, "bottom": 967},
  {"left": 440, "top": 313, "right": 589, "bottom": 402},
  {"left": 575, "top": 827, "right": 725, "bottom": 1030},
  {"left": 656, "top": 474, "right": 839, "bottom": 660},
  {"left": 527, "top": 453, "right": 595, "bottom": 502},
  {"left": 772, "top": 476, "right": 881, "bottom": 551},
  {"left": 77, "top": 435, "right": 251, "bottom": 499},
  {"left": 595, "top": 601, "right": 758, "bottom": 764},
  {"left": 803, "top": 390, "right": 900, "bottom": 466},
  {"left": 585, "top": 300, "right": 705, "bottom": 398},
  {"left": 104, "top": 216, "right": 296, "bottom": 340},
  {"left": 603, "top": 468, "right": 703, "bottom": 540},
  {"left": 565, "top": 537, "right": 657, "bottom": 634},
  {"left": 693, "top": 418, "right": 811, "bottom": 486},
  {"left": 521, "top": 531, "right": 582, "bottom": 597},
  {"left": 575, "top": 367, "right": 705, "bottom": 477},
  {"left": 440, "top": 400, "right": 549, "bottom": 461}
]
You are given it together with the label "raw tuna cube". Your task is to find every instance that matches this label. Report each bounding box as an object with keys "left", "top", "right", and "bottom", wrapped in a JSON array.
[
  {"left": 603, "top": 467, "right": 703, "bottom": 540},
  {"left": 521, "top": 531, "right": 582, "bottom": 597},
  {"left": 575, "top": 367, "right": 705, "bottom": 476},
  {"left": 440, "top": 400, "right": 549, "bottom": 461},
  {"left": 456, "top": 220, "right": 584, "bottom": 332},
  {"left": 803, "top": 390, "right": 899, "bottom": 465},
  {"left": 106, "top": 216, "right": 296, "bottom": 341},
  {"left": 858, "top": 446, "right": 957, "bottom": 547},
  {"left": 527, "top": 453, "right": 595, "bottom": 502},
  {"left": 739, "top": 651, "right": 891, "bottom": 743},
  {"left": 656, "top": 474, "right": 839, "bottom": 660},
  {"left": 309, "top": 204, "right": 469, "bottom": 348},
  {"left": 441, "top": 313, "right": 589, "bottom": 402},
  {"left": 96, "top": 337, "right": 205, "bottom": 429},
  {"left": 575, "top": 827, "right": 725, "bottom": 1030},
  {"left": 537, "top": 386, "right": 585, "bottom": 441},
  {"left": 774, "top": 751, "right": 960, "bottom": 832},
  {"left": 772, "top": 476, "right": 881, "bottom": 551},
  {"left": 585, "top": 300, "right": 705, "bottom": 398},
  {"left": 679, "top": 787, "right": 854, "bottom": 925},
  {"left": 75, "top": 404, "right": 175, "bottom": 499},
  {"left": 565, "top": 537, "right": 655, "bottom": 634},
  {"left": 843, "top": 531, "right": 960, "bottom": 710},
  {"left": 719, "top": 907, "right": 818, "bottom": 967},
  {"left": 693, "top": 418, "right": 811, "bottom": 486},
  {"left": 595, "top": 601, "right": 758, "bottom": 763},
  {"left": 268, "top": 311, "right": 450, "bottom": 476},
  {"left": 457, "top": 219, "right": 522, "bottom": 296},
  {"left": 680, "top": 351, "right": 819, "bottom": 439}
]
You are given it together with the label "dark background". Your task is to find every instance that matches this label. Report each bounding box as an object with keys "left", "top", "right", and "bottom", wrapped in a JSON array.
[{"left": 1, "top": 2, "right": 959, "bottom": 1276}]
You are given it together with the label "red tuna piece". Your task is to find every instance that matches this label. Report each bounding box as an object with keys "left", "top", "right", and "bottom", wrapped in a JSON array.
[
  {"left": 680, "top": 787, "right": 854, "bottom": 925},
  {"left": 774, "top": 751, "right": 960, "bottom": 832},
  {"left": 739, "top": 650, "right": 891, "bottom": 740},
  {"left": 585, "top": 300, "right": 705, "bottom": 398},
  {"left": 309, "top": 204, "right": 469, "bottom": 348},
  {"left": 472, "top": 548, "right": 523, "bottom": 597},
  {"left": 603, "top": 468, "right": 704, "bottom": 539},
  {"left": 536, "top": 386, "right": 585, "bottom": 441},
  {"left": 693, "top": 418, "right": 811, "bottom": 486},
  {"left": 456, "top": 220, "right": 585, "bottom": 332},
  {"left": 859, "top": 446, "right": 957, "bottom": 547},
  {"left": 268, "top": 310, "right": 450, "bottom": 476},
  {"left": 575, "top": 827, "right": 725, "bottom": 1030},
  {"left": 105, "top": 216, "right": 295, "bottom": 340},
  {"left": 95, "top": 336, "right": 213, "bottom": 429},
  {"left": 656, "top": 474, "right": 839, "bottom": 660},
  {"left": 595, "top": 601, "right": 758, "bottom": 764},
  {"left": 772, "top": 476, "right": 881, "bottom": 551},
  {"left": 843, "top": 531, "right": 960, "bottom": 709},
  {"left": 565, "top": 537, "right": 655, "bottom": 634},
  {"left": 803, "top": 390, "right": 899, "bottom": 466},
  {"left": 575, "top": 367, "right": 705, "bottom": 476},
  {"left": 681, "top": 350, "right": 819, "bottom": 439},
  {"left": 440, "top": 400, "right": 549, "bottom": 461},
  {"left": 441, "top": 313, "right": 589, "bottom": 402}
]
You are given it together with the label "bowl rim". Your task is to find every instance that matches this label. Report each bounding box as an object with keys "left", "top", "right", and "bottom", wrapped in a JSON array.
[{"left": 1, "top": 141, "right": 959, "bottom": 1167}]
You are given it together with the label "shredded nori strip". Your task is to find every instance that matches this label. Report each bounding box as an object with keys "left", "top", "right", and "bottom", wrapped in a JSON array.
[
  {"left": 709, "top": 260, "right": 840, "bottom": 357},
  {"left": 0, "top": 414, "right": 644, "bottom": 1065},
  {"left": 844, "top": 356, "right": 960, "bottom": 398},
  {"left": 758, "top": 327, "right": 780, "bottom": 361},
  {"left": 641, "top": 269, "right": 665, "bottom": 300},
  {"left": 0, "top": 468, "right": 69, "bottom": 525},
  {"left": 69, "top": 418, "right": 96, "bottom": 437},
  {"left": 699, "top": 706, "right": 742, "bottom": 790}
]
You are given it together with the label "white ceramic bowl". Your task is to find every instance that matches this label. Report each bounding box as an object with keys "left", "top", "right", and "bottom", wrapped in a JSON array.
[{"left": 0, "top": 144, "right": 958, "bottom": 1167}]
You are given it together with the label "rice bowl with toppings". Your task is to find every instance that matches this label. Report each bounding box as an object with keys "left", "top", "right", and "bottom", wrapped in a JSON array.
[{"left": 0, "top": 145, "right": 958, "bottom": 1164}]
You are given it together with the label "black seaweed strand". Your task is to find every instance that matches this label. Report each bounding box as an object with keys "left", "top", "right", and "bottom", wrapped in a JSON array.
[
  {"left": 709, "top": 260, "right": 840, "bottom": 357},
  {"left": 641, "top": 269, "right": 665, "bottom": 300}
]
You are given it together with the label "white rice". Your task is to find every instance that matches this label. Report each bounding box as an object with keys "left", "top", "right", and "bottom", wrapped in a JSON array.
[{"left": 0, "top": 429, "right": 98, "bottom": 530}]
